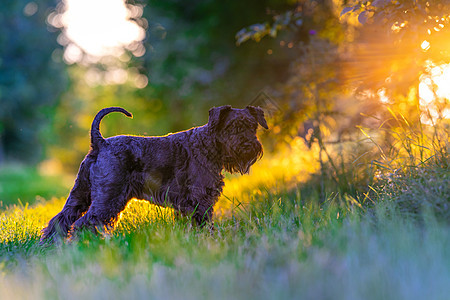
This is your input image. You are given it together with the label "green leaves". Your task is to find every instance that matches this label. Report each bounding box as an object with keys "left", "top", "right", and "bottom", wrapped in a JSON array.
[
  {"left": 236, "top": 23, "right": 270, "bottom": 45},
  {"left": 340, "top": 6, "right": 356, "bottom": 17},
  {"left": 340, "top": 3, "right": 374, "bottom": 25},
  {"left": 236, "top": 10, "right": 303, "bottom": 45},
  {"left": 358, "top": 10, "right": 370, "bottom": 24}
]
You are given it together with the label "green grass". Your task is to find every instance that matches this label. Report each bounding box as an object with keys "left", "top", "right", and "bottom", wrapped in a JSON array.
[
  {"left": 0, "top": 186, "right": 448, "bottom": 300},
  {"left": 0, "top": 164, "right": 70, "bottom": 208}
]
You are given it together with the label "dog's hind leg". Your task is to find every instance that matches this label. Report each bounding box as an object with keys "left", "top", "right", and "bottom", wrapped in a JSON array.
[
  {"left": 40, "top": 155, "right": 95, "bottom": 244},
  {"left": 68, "top": 164, "right": 130, "bottom": 240},
  {"left": 68, "top": 190, "right": 129, "bottom": 240}
]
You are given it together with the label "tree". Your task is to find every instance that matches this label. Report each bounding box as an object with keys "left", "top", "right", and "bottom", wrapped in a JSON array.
[
  {"left": 0, "top": 0, "right": 67, "bottom": 163},
  {"left": 235, "top": 0, "right": 450, "bottom": 200},
  {"left": 131, "top": 0, "right": 296, "bottom": 131}
]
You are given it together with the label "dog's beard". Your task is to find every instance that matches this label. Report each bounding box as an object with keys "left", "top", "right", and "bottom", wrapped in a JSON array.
[{"left": 223, "top": 138, "right": 263, "bottom": 175}]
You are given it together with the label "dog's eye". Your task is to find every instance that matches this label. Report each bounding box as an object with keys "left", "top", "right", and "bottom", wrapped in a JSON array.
[{"left": 235, "top": 125, "right": 251, "bottom": 134}]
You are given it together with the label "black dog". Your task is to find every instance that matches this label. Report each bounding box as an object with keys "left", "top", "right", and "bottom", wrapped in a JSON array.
[{"left": 40, "top": 105, "right": 267, "bottom": 242}]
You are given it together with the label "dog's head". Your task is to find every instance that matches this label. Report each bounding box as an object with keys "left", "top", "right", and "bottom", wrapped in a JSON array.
[{"left": 208, "top": 105, "right": 268, "bottom": 174}]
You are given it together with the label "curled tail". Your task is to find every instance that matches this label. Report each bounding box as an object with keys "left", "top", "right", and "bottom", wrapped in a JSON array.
[{"left": 91, "top": 107, "right": 132, "bottom": 150}]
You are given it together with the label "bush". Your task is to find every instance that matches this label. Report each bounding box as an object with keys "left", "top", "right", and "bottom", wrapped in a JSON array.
[{"left": 376, "top": 160, "right": 449, "bottom": 222}]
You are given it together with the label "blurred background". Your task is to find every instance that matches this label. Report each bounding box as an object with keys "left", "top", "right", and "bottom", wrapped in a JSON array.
[{"left": 0, "top": 0, "right": 448, "bottom": 208}]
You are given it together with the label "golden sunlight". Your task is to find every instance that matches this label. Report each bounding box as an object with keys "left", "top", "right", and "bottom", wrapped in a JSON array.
[
  {"left": 54, "top": 0, "right": 146, "bottom": 63},
  {"left": 419, "top": 62, "right": 450, "bottom": 123},
  {"left": 215, "top": 138, "right": 320, "bottom": 216},
  {"left": 421, "top": 40, "right": 431, "bottom": 51}
]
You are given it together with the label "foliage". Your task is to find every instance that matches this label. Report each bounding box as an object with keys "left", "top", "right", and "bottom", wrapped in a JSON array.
[
  {"left": 130, "top": 0, "right": 295, "bottom": 129},
  {"left": 236, "top": 10, "right": 304, "bottom": 45},
  {"left": 0, "top": 0, "right": 67, "bottom": 163},
  {"left": 237, "top": 3, "right": 386, "bottom": 202},
  {"left": 340, "top": 0, "right": 450, "bottom": 95},
  {"left": 234, "top": 0, "right": 449, "bottom": 205}
]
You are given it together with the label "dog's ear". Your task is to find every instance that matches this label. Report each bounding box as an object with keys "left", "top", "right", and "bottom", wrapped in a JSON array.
[
  {"left": 246, "top": 106, "right": 268, "bottom": 129},
  {"left": 208, "top": 105, "right": 232, "bottom": 131}
]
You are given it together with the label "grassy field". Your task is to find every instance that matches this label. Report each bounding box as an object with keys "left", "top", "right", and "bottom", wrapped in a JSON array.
[
  {"left": 0, "top": 190, "right": 449, "bottom": 299},
  {"left": 0, "top": 140, "right": 448, "bottom": 300}
]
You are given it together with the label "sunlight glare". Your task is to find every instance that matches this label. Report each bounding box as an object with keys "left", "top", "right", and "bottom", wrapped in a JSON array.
[
  {"left": 60, "top": 0, "right": 145, "bottom": 61},
  {"left": 421, "top": 40, "right": 431, "bottom": 51},
  {"left": 377, "top": 88, "right": 390, "bottom": 103},
  {"left": 419, "top": 62, "right": 450, "bottom": 124},
  {"left": 419, "top": 63, "right": 450, "bottom": 102}
]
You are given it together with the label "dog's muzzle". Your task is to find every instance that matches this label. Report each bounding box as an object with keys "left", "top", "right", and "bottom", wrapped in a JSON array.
[{"left": 224, "top": 137, "right": 263, "bottom": 174}]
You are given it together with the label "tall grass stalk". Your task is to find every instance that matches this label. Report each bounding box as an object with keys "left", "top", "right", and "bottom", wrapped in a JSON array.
[{"left": 361, "top": 106, "right": 449, "bottom": 220}]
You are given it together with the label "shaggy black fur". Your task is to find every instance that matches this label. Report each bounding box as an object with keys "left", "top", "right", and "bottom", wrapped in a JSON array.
[{"left": 40, "top": 105, "right": 267, "bottom": 243}]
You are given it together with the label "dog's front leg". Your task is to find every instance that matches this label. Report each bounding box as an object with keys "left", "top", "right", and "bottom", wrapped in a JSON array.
[
  {"left": 175, "top": 197, "right": 214, "bottom": 231},
  {"left": 192, "top": 200, "right": 215, "bottom": 231}
]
